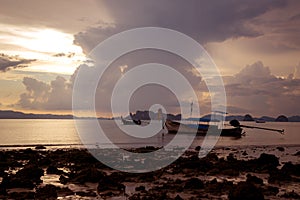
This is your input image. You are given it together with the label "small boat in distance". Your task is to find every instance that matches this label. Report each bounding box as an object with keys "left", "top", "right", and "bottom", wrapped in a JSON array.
[
  {"left": 165, "top": 119, "right": 243, "bottom": 138},
  {"left": 121, "top": 116, "right": 141, "bottom": 125}
]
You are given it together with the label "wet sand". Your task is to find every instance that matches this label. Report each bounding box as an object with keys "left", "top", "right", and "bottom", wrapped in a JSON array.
[{"left": 0, "top": 145, "right": 300, "bottom": 200}]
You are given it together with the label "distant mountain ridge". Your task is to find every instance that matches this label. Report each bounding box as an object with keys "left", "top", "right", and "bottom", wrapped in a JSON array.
[
  {"left": 1, "top": 110, "right": 300, "bottom": 122},
  {"left": 189, "top": 114, "right": 300, "bottom": 122},
  {"left": 225, "top": 114, "right": 300, "bottom": 122},
  {"left": 0, "top": 110, "right": 73, "bottom": 119}
]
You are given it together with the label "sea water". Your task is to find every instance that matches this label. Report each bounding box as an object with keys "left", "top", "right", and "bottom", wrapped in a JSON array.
[{"left": 0, "top": 119, "right": 299, "bottom": 149}]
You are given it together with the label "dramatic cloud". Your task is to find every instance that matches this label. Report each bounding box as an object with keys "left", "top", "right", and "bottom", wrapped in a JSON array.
[
  {"left": 14, "top": 57, "right": 202, "bottom": 116},
  {"left": 293, "top": 62, "right": 300, "bottom": 79},
  {"left": 74, "top": 0, "right": 286, "bottom": 53},
  {"left": 4, "top": 0, "right": 299, "bottom": 116},
  {"left": 0, "top": 53, "right": 36, "bottom": 72},
  {"left": 53, "top": 52, "right": 75, "bottom": 58},
  {"left": 17, "top": 76, "right": 72, "bottom": 110},
  {"left": 14, "top": 60, "right": 300, "bottom": 116},
  {"left": 0, "top": 0, "right": 112, "bottom": 33},
  {"left": 229, "top": 61, "right": 275, "bottom": 85},
  {"left": 225, "top": 61, "right": 300, "bottom": 116}
]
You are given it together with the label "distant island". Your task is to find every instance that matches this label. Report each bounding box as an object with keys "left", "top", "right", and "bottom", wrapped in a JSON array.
[
  {"left": 0, "top": 110, "right": 111, "bottom": 120},
  {"left": 201, "top": 113, "right": 300, "bottom": 122},
  {"left": 125, "top": 111, "right": 300, "bottom": 122},
  {"left": 0, "top": 110, "right": 74, "bottom": 119},
  {"left": 0, "top": 110, "right": 300, "bottom": 122}
]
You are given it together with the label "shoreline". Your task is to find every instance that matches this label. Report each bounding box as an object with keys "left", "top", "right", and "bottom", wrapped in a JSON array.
[
  {"left": 1, "top": 145, "right": 300, "bottom": 199},
  {"left": 1, "top": 142, "right": 300, "bottom": 148}
]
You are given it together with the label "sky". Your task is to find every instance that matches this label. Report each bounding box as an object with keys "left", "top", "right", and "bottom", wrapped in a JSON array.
[{"left": 0, "top": 0, "right": 300, "bottom": 117}]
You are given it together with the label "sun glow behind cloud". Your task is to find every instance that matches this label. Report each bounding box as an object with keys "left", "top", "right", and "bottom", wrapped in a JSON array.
[{"left": 0, "top": 23, "right": 86, "bottom": 75}]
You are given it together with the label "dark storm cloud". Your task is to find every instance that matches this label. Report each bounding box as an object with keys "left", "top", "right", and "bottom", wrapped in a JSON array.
[
  {"left": 0, "top": 54, "right": 36, "bottom": 72},
  {"left": 74, "top": 0, "right": 286, "bottom": 53}
]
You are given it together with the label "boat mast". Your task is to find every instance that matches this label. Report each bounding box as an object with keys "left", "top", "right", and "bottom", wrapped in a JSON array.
[{"left": 190, "top": 101, "right": 193, "bottom": 118}]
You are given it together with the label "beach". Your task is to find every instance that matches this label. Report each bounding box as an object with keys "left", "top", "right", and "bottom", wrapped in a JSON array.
[{"left": 1, "top": 144, "right": 299, "bottom": 200}]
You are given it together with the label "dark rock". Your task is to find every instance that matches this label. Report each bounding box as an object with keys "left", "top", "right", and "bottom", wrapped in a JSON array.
[
  {"left": 206, "top": 153, "right": 219, "bottom": 161},
  {"left": 57, "top": 187, "right": 73, "bottom": 197},
  {"left": 46, "top": 165, "right": 63, "bottom": 175},
  {"left": 210, "top": 178, "right": 218, "bottom": 184},
  {"left": 35, "top": 145, "right": 46, "bottom": 150},
  {"left": 59, "top": 174, "right": 68, "bottom": 184},
  {"left": 136, "top": 171, "right": 161, "bottom": 182},
  {"left": 268, "top": 170, "right": 292, "bottom": 184},
  {"left": 242, "top": 151, "right": 248, "bottom": 156},
  {"left": 256, "top": 153, "right": 279, "bottom": 170},
  {"left": 280, "top": 190, "right": 300, "bottom": 199},
  {"left": 246, "top": 174, "right": 263, "bottom": 185},
  {"left": 76, "top": 191, "right": 97, "bottom": 197},
  {"left": 135, "top": 185, "right": 146, "bottom": 191},
  {"left": 281, "top": 162, "right": 300, "bottom": 176},
  {"left": 70, "top": 167, "right": 106, "bottom": 183},
  {"left": 195, "top": 146, "right": 201, "bottom": 151},
  {"left": 174, "top": 179, "right": 183, "bottom": 184},
  {"left": 35, "top": 184, "right": 58, "bottom": 200},
  {"left": 1, "top": 176, "right": 35, "bottom": 189},
  {"left": 294, "top": 151, "right": 300, "bottom": 156},
  {"left": 37, "top": 156, "right": 52, "bottom": 167},
  {"left": 17, "top": 164, "right": 44, "bottom": 181},
  {"left": 184, "top": 178, "right": 204, "bottom": 189},
  {"left": 176, "top": 155, "right": 213, "bottom": 172},
  {"left": 108, "top": 171, "right": 130, "bottom": 182},
  {"left": 128, "top": 190, "right": 170, "bottom": 200},
  {"left": 67, "top": 149, "right": 99, "bottom": 166},
  {"left": 227, "top": 153, "right": 237, "bottom": 162},
  {"left": 128, "top": 193, "right": 141, "bottom": 200},
  {"left": 174, "top": 194, "right": 184, "bottom": 200},
  {"left": 222, "top": 169, "right": 240, "bottom": 176},
  {"left": 276, "top": 146, "right": 285, "bottom": 152},
  {"left": 1, "top": 164, "right": 44, "bottom": 189},
  {"left": 0, "top": 187, "right": 7, "bottom": 196},
  {"left": 205, "top": 179, "right": 233, "bottom": 194},
  {"left": 263, "top": 186, "right": 279, "bottom": 196},
  {"left": 8, "top": 192, "right": 35, "bottom": 200},
  {"left": 228, "top": 182, "right": 264, "bottom": 200},
  {"left": 133, "top": 146, "right": 160, "bottom": 153},
  {"left": 24, "top": 148, "right": 34, "bottom": 154},
  {"left": 97, "top": 176, "right": 125, "bottom": 196}
]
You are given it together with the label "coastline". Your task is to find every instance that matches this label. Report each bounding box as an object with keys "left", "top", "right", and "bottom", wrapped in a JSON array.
[{"left": 1, "top": 145, "right": 300, "bottom": 199}]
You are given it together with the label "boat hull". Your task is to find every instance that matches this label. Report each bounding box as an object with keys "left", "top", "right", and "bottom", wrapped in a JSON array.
[
  {"left": 165, "top": 120, "right": 243, "bottom": 137},
  {"left": 122, "top": 119, "right": 136, "bottom": 125}
]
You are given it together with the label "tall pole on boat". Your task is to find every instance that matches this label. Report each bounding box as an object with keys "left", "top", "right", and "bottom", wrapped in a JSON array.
[{"left": 190, "top": 101, "right": 193, "bottom": 118}]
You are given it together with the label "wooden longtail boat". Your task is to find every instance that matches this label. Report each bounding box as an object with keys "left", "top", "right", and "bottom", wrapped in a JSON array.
[{"left": 165, "top": 119, "right": 243, "bottom": 138}]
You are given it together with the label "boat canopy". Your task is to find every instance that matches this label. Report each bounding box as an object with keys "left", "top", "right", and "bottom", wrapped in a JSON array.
[{"left": 187, "top": 117, "right": 220, "bottom": 122}]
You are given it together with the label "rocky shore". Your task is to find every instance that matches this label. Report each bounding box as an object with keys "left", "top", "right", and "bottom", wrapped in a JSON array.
[{"left": 0, "top": 145, "right": 300, "bottom": 199}]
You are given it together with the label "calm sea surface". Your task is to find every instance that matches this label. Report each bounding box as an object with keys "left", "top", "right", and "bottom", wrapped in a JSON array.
[{"left": 0, "top": 119, "right": 299, "bottom": 149}]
